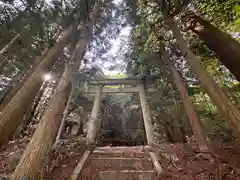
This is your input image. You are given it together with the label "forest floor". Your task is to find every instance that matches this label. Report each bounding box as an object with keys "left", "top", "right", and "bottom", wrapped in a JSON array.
[
  {"left": 1, "top": 135, "right": 240, "bottom": 180},
  {"left": 44, "top": 140, "right": 240, "bottom": 180}
]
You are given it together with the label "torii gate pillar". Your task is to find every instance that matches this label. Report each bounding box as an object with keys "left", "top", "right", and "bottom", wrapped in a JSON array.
[
  {"left": 86, "top": 85, "right": 103, "bottom": 144},
  {"left": 139, "top": 84, "right": 162, "bottom": 174},
  {"left": 139, "top": 84, "right": 154, "bottom": 145},
  {"left": 71, "top": 85, "right": 102, "bottom": 180}
]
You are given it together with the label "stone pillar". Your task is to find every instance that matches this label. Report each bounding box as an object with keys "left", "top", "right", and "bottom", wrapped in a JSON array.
[
  {"left": 139, "top": 83, "right": 162, "bottom": 174},
  {"left": 71, "top": 85, "right": 102, "bottom": 180},
  {"left": 139, "top": 84, "right": 154, "bottom": 145},
  {"left": 86, "top": 85, "right": 103, "bottom": 144}
]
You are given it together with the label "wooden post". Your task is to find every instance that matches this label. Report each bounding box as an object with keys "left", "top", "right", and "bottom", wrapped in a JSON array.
[
  {"left": 70, "top": 85, "right": 102, "bottom": 180},
  {"left": 54, "top": 85, "right": 75, "bottom": 146},
  {"left": 139, "top": 84, "right": 162, "bottom": 174}
]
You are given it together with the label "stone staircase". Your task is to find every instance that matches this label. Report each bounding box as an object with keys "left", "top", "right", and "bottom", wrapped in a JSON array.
[{"left": 80, "top": 146, "right": 158, "bottom": 180}]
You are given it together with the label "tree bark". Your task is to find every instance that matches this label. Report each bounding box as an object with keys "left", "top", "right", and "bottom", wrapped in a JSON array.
[
  {"left": 24, "top": 82, "right": 48, "bottom": 127},
  {"left": 171, "top": 65, "right": 209, "bottom": 152},
  {"left": 33, "top": 82, "right": 56, "bottom": 121},
  {"left": 182, "top": 11, "right": 240, "bottom": 81},
  {"left": 163, "top": 15, "right": 240, "bottom": 134},
  {"left": 11, "top": 65, "right": 73, "bottom": 179},
  {"left": 172, "top": 104, "right": 188, "bottom": 142},
  {"left": 54, "top": 87, "right": 75, "bottom": 145},
  {"left": 11, "top": 2, "right": 100, "bottom": 177},
  {"left": 0, "top": 25, "right": 77, "bottom": 146}
]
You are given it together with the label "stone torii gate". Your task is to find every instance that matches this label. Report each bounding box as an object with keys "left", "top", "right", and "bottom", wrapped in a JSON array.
[{"left": 70, "top": 76, "right": 162, "bottom": 180}]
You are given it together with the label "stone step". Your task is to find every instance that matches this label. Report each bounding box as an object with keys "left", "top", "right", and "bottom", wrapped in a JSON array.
[
  {"left": 90, "top": 157, "right": 153, "bottom": 170},
  {"left": 92, "top": 146, "right": 151, "bottom": 159},
  {"left": 94, "top": 146, "right": 153, "bottom": 153},
  {"left": 91, "top": 151, "right": 150, "bottom": 158},
  {"left": 98, "top": 170, "right": 156, "bottom": 180}
]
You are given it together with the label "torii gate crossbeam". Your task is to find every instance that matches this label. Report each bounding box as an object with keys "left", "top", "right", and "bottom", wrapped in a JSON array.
[{"left": 78, "top": 76, "right": 158, "bottom": 86}]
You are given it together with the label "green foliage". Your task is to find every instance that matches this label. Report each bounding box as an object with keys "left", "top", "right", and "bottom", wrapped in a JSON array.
[
  {"left": 0, "top": 0, "right": 100, "bottom": 95},
  {"left": 192, "top": 91, "right": 229, "bottom": 136},
  {"left": 233, "top": 5, "right": 240, "bottom": 31},
  {"left": 194, "top": 0, "right": 240, "bottom": 30},
  {"left": 123, "top": 0, "right": 240, "bottom": 139}
]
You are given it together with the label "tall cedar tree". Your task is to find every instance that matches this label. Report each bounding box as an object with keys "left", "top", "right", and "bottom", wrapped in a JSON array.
[
  {"left": 182, "top": 11, "right": 240, "bottom": 81},
  {"left": 157, "top": 39, "right": 210, "bottom": 151},
  {"left": 171, "top": 65, "right": 210, "bottom": 152},
  {"left": 11, "top": 1, "right": 100, "bottom": 179},
  {"left": 0, "top": 24, "right": 77, "bottom": 146},
  {"left": 159, "top": 2, "right": 240, "bottom": 134}
]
